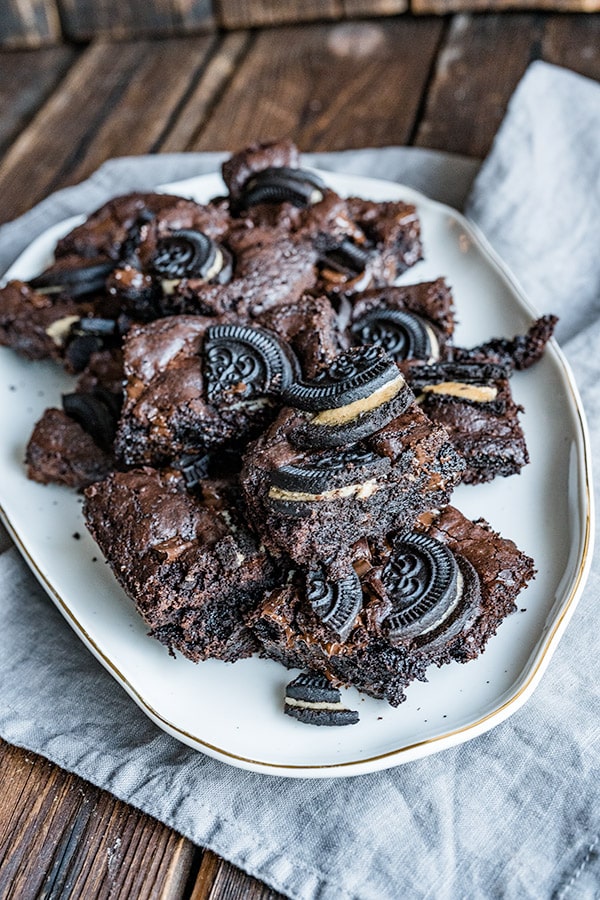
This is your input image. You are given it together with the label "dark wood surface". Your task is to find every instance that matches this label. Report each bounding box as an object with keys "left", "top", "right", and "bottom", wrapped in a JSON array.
[{"left": 0, "top": 13, "right": 599, "bottom": 898}]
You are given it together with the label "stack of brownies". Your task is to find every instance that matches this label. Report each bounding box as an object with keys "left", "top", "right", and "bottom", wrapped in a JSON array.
[{"left": 0, "top": 140, "right": 556, "bottom": 723}]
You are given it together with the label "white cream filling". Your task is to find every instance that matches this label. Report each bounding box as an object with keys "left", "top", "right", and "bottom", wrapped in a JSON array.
[
  {"left": 424, "top": 324, "right": 440, "bottom": 363},
  {"left": 161, "top": 248, "right": 224, "bottom": 294},
  {"left": 419, "top": 381, "right": 498, "bottom": 403},
  {"left": 45, "top": 315, "right": 81, "bottom": 346},
  {"left": 285, "top": 697, "right": 346, "bottom": 711},
  {"left": 268, "top": 478, "right": 379, "bottom": 503},
  {"left": 419, "top": 569, "right": 464, "bottom": 635},
  {"left": 311, "top": 373, "right": 405, "bottom": 427}
]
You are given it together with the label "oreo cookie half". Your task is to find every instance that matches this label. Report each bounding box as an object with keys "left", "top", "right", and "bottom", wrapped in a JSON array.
[
  {"left": 307, "top": 565, "right": 363, "bottom": 642},
  {"left": 240, "top": 166, "right": 326, "bottom": 209},
  {"left": 284, "top": 672, "right": 359, "bottom": 726},
  {"left": 381, "top": 532, "right": 462, "bottom": 641},
  {"left": 152, "top": 230, "right": 232, "bottom": 285},
  {"left": 62, "top": 388, "right": 122, "bottom": 451},
  {"left": 351, "top": 309, "right": 439, "bottom": 362},
  {"left": 203, "top": 324, "right": 300, "bottom": 404},
  {"left": 408, "top": 362, "right": 505, "bottom": 410},
  {"left": 30, "top": 260, "right": 116, "bottom": 298},
  {"left": 268, "top": 447, "right": 389, "bottom": 505}
]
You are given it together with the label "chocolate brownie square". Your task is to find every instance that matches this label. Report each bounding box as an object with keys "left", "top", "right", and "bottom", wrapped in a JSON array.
[
  {"left": 240, "top": 346, "right": 464, "bottom": 575},
  {"left": 83, "top": 469, "right": 279, "bottom": 663},
  {"left": 407, "top": 361, "right": 529, "bottom": 484},
  {"left": 250, "top": 505, "right": 535, "bottom": 706},
  {"left": 25, "top": 407, "right": 114, "bottom": 489}
]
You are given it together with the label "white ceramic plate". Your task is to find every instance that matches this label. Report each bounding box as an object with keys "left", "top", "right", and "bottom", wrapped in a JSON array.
[{"left": 0, "top": 171, "right": 594, "bottom": 777}]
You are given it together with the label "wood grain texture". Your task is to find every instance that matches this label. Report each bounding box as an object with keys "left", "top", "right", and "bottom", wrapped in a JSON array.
[
  {"left": 0, "top": 740, "right": 197, "bottom": 899},
  {"left": 0, "top": 36, "right": 218, "bottom": 225},
  {"left": 184, "top": 18, "right": 444, "bottom": 151},
  {"left": 0, "top": 45, "right": 77, "bottom": 157},
  {"left": 542, "top": 14, "right": 600, "bottom": 78},
  {"left": 0, "top": 0, "right": 61, "bottom": 48},
  {"left": 191, "top": 851, "right": 288, "bottom": 900},
  {"left": 218, "top": 0, "right": 341, "bottom": 29},
  {"left": 413, "top": 0, "right": 599, "bottom": 11},
  {"left": 57, "top": 0, "right": 216, "bottom": 41},
  {"left": 414, "top": 13, "right": 540, "bottom": 157},
  {"left": 342, "top": 0, "right": 408, "bottom": 14}
]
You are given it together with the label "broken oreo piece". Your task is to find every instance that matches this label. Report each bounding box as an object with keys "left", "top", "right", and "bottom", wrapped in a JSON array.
[
  {"left": 152, "top": 230, "right": 232, "bottom": 284},
  {"left": 268, "top": 447, "right": 389, "bottom": 503},
  {"left": 382, "top": 532, "right": 461, "bottom": 641},
  {"left": 62, "top": 389, "right": 122, "bottom": 452},
  {"left": 240, "top": 166, "right": 326, "bottom": 209},
  {"left": 283, "top": 346, "right": 402, "bottom": 412},
  {"left": 64, "top": 317, "right": 120, "bottom": 372},
  {"left": 30, "top": 260, "right": 116, "bottom": 298},
  {"left": 203, "top": 324, "right": 300, "bottom": 404},
  {"left": 307, "top": 565, "right": 363, "bottom": 642},
  {"left": 318, "top": 237, "right": 371, "bottom": 288},
  {"left": 284, "top": 672, "right": 359, "bottom": 726},
  {"left": 351, "top": 308, "right": 438, "bottom": 362},
  {"left": 408, "top": 362, "right": 507, "bottom": 410}
]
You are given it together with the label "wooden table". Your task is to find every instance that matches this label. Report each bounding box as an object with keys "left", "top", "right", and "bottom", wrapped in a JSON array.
[{"left": 0, "top": 13, "right": 599, "bottom": 898}]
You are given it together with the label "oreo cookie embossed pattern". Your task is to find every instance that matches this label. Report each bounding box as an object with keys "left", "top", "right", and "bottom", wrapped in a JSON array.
[{"left": 1, "top": 139, "right": 550, "bottom": 723}]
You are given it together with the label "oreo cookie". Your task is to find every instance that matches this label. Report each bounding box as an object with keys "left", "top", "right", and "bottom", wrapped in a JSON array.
[
  {"left": 351, "top": 309, "right": 437, "bottom": 362},
  {"left": 152, "top": 230, "right": 232, "bottom": 284},
  {"left": 284, "top": 672, "right": 359, "bottom": 726},
  {"left": 306, "top": 565, "right": 363, "bottom": 642},
  {"left": 64, "top": 317, "right": 120, "bottom": 372},
  {"left": 240, "top": 166, "right": 326, "bottom": 209},
  {"left": 381, "top": 532, "right": 462, "bottom": 641},
  {"left": 203, "top": 324, "right": 299, "bottom": 404},
  {"left": 408, "top": 362, "right": 506, "bottom": 411},
  {"left": 283, "top": 346, "right": 402, "bottom": 412},
  {"left": 62, "top": 388, "right": 122, "bottom": 452},
  {"left": 268, "top": 447, "right": 389, "bottom": 502},
  {"left": 174, "top": 448, "right": 242, "bottom": 490},
  {"left": 30, "top": 260, "right": 116, "bottom": 298}
]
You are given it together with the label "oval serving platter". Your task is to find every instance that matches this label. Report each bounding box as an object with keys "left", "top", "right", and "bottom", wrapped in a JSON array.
[{"left": 0, "top": 170, "right": 594, "bottom": 777}]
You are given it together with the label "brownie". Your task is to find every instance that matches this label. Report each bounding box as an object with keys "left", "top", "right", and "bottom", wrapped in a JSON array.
[
  {"left": 240, "top": 347, "right": 464, "bottom": 575},
  {"left": 451, "top": 314, "right": 558, "bottom": 371},
  {"left": 407, "top": 361, "right": 529, "bottom": 483},
  {"left": 25, "top": 407, "right": 114, "bottom": 488},
  {"left": 0, "top": 280, "right": 91, "bottom": 361},
  {"left": 83, "top": 469, "right": 279, "bottom": 663},
  {"left": 346, "top": 278, "right": 456, "bottom": 362},
  {"left": 250, "top": 505, "right": 535, "bottom": 706},
  {"left": 114, "top": 295, "right": 343, "bottom": 468}
]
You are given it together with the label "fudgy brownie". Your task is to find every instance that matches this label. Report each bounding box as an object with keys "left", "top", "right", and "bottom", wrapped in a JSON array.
[
  {"left": 26, "top": 407, "right": 114, "bottom": 488},
  {"left": 84, "top": 468, "right": 279, "bottom": 662},
  {"left": 250, "top": 505, "right": 535, "bottom": 706},
  {"left": 241, "top": 346, "right": 464, "bottom": 574},
  {"left": 407, "top": 361, "right": 529, "bottom": 484},
  {"left": 113, "top": 303, "right": 340, "bottom": 468}
]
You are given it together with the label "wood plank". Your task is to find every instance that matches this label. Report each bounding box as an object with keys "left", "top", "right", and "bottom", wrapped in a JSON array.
[
  {"left": 542, "top": 14, "right": 600, "bottom": 79},
  {"left": 0, "top": 740, "right": 197, "bottom": 899},
  {"left": 0, "top": 36, "right": 219, "bottom": 226},
  {"left": 57, "top": 0, "right": 216, "bottom": 42},
  {"left": 191, "top": 851, "right": 288, "bottom": 900},
  {"left": 0, "top": 0, "right": 61, "bottom": 49},
  {"left": 413, "top": 0, "right": 600, "bottom": 13},
  {"left": 414, "top": 13, "right": 541, "bottom": 158},
  {"left": 342, "top": 0, "right": 408, "bottom": 15},
  {"left": 218, "top": 0, "right": 340, "bottom": 29},
  {"left": 0, "top": 46, "right": 77, "bottom": 157},
  {"left": 160, "top": 32, "right": 253, "bottom": 152},
  {"left": 183, "top": 18, "right": 444, "bottom": 152}
]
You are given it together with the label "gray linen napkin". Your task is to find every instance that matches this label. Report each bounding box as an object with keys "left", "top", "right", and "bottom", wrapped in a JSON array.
[{"left": 1, "top": 60, "right": 599, "bottom": 900}]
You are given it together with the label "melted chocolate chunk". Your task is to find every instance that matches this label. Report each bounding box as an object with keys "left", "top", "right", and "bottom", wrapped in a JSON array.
[
  {"left": 283, "top": 345, "right": 400, "bottom": 412},
  {"left": 351, "top": 309, "right": 432, "bottom": 361},
  {"left": 240, "top": 166, "right": 326, "bottom": 209},
  {"left": 30, "top": 260, "right": 116, "bottom": 297},
  {"left": 203, "top": 324, "right": 299, "bottom": 404},
  {"left": 62, "top": 389, "right": 122, "bottom": 451},
  {"left": 382, "top": 532, "right": 459, "bottom": 640},
  {"left": 307, "top": 565, "right": 363, "bottom": 641}
]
